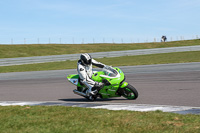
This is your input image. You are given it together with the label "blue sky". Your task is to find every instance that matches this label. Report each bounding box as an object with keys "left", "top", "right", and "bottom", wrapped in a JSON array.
[{"left": 0, "top": 0, "right": 200, "bottom": 44}]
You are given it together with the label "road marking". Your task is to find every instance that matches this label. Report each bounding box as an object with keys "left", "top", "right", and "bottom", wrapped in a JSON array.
[{"left": 0, "top": 101, "right": 200, "bottom": 114}]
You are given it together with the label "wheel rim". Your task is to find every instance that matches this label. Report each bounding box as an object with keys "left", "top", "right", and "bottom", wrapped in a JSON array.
[{"left": 124, "top": 88, "right": 136, "bottom": 99}]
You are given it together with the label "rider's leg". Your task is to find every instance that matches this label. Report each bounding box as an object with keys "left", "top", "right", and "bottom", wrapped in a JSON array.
[
  {"left": 80, "top": 80, "right": 97, "bottom": 96},
  {"left": 80, "top": 80, "right": 104, "bottom": 96}
]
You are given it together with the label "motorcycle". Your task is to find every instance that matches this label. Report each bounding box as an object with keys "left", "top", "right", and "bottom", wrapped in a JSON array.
[{"left": 67, "top": 66, "right": 138, "bottom": 101}]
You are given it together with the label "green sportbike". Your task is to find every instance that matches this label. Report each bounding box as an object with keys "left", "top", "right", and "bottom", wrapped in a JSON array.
[{"left": 67, "top": 66, "right": 138, "bottom": 101}]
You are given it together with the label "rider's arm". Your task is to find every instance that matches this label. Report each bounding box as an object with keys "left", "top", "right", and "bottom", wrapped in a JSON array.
[{"left": 91, "top": 59, "right": 105, "bottom": 68}]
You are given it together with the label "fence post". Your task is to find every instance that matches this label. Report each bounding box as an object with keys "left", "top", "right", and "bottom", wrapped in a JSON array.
[{"left": 82, "top": 38, "right": 84, "bottom": 44}]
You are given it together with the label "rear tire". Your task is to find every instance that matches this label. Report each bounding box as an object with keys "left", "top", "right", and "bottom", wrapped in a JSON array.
[{"left": 122, "top": 84, "right": 138, "bottom": 100}]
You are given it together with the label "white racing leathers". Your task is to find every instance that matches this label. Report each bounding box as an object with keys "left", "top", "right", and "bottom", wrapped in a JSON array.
[{"left": 77, "top": 59, "right": 105, "bottom": 95}]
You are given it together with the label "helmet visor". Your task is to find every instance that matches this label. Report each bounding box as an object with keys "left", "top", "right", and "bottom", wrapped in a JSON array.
[{"left": 88, "top": 59, "right": 92, "bottom": 65}]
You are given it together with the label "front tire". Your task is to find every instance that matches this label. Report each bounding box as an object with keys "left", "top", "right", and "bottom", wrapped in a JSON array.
[{"left": 122, "top": 84, "right": 138, "bottom": 100}]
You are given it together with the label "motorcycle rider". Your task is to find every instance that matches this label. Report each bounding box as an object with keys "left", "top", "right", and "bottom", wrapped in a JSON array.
[{"left": 77, "top": 53, "right": 106, "bottom": 98}]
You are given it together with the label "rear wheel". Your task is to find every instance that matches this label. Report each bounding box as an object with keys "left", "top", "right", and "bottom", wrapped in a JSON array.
[{"left": 122, "top": 84, "right": 138, "bottom": 100}]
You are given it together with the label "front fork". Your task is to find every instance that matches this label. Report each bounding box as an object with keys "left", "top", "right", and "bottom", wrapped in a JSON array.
[{"left": 117, "top": 82, "right": 129, "bottom": 95}]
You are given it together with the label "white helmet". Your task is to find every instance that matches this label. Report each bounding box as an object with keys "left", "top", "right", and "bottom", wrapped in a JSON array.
[{"left": 80, "top": 53, "right": 92, "bottom": 65}]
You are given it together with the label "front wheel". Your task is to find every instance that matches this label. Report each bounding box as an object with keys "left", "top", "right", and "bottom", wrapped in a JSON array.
[{"left": 122, "top": 84, "right": 138, "bottom": 100}]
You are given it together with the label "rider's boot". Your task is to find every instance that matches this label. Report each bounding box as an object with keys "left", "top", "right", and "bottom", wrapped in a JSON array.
[
  {"left": 86, "top": 82, "right": 104, "bottom": 100},
  {"left": 86, "top": 88, "right": 98, "bottom": 97}
]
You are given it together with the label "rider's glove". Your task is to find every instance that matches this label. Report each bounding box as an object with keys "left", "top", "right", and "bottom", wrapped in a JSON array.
[
  {"left": 94, "top": 82, "right": 104, "bottom": 91},
  {"left": 95, "top": 82, "right": 104, "bottom": 87}
]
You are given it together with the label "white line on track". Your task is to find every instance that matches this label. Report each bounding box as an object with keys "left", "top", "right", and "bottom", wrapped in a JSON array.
[{"left": 0, "top": 101, "right": 200, "bottom": 114}]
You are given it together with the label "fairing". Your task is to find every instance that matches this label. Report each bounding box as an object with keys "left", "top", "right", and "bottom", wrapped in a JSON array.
[{"left": 67, "top": 67, "right": 128, "bottom": 99}]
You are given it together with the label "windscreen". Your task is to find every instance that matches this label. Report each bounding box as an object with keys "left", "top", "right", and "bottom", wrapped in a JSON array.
[{"left": 103, "top": 67, "right": 118, "bottom": 77}]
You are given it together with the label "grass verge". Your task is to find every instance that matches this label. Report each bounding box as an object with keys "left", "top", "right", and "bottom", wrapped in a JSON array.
[
  {"left": 0, "top": 39, "right": 200, "bottom": 58},
  {"left": 0, "top": 106, "right": 199, "bottom": 133},
  {"left": 0, "top": 51, "right": 200, "bottom": 73}
]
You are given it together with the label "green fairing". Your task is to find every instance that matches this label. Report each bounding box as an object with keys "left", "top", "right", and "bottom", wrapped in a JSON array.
[
  {"left": 67, "top": 74, "right": 83, "bottom": 87},
  {"left": 67, "top": 67, "right": 125, "bottom": 98},
  {"left": 91, "top": 67, "right": 125, "bottom": 98},
  {"left": 67, "top": 67, "right": 138, "bottom": 100},
  {"left": 67, "top": 74, "right": 79, "bottom": 79}
]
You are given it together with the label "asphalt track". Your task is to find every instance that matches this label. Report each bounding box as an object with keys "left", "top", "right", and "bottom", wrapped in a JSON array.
[{"left": 1, "top": 62, "right": 200, "bottom": 110}]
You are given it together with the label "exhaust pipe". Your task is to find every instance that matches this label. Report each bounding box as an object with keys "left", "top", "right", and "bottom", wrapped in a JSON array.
[{"left": 73, "top": 90, "right": 87, "bottom": 97}]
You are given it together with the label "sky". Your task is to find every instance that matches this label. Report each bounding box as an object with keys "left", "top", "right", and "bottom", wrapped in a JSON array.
[{"left": 0, "top": 0, "right": 200, "bottom": 44}]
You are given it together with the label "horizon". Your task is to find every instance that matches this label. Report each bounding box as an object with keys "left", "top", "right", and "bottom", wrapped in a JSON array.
[{"left": 0, "top": 0, "right": 200, "bottom": 44}]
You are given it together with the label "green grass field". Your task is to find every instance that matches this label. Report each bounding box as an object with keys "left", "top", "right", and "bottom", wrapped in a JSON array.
[
  {"left": 1, "top": 51, "right": 200, "bottom": 73},
  {"left": 0, "top": 106, "right": 199, "bottom": 133},
  {"left": 0, "top": 39, "right": 200, "bottom": 58}
]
